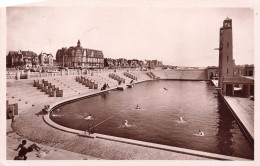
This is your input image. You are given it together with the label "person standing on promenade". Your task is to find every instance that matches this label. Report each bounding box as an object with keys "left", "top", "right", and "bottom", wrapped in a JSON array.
[
  {"left": 8, "top": 107, "right": 15, "bottom": 122},
  {"left": 106, "top": 83, "right": 110, "bottom": 88},
  {"left": 101, "top": 83, "right": 108, "bottom": 90}
]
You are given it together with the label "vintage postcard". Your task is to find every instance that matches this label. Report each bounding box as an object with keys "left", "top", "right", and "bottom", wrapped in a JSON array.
[{"left": 1, "top": 0, "right": 259, "bottom": 166}]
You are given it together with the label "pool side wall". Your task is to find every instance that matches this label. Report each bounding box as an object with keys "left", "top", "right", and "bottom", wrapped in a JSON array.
[{"left": 210, "top": 80, "right": 254, "bottom": 148}]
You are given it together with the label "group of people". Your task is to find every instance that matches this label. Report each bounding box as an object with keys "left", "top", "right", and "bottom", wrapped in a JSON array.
[
  {"left": 101, "top": 83, "right": 110, "bottom": 91},
  {"left": 84, "top": 106, "right": 204, "bottom": 136}
]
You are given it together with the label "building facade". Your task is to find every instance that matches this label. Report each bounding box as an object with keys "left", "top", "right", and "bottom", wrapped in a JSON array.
[
  {"left": 104, "top": 58, "right": 163, "bottom": 69},
  {"left": 56, "top": 40, "right": 104, "bottom": 69},
  {"left": 145, "top": 60, "right": 163, "bottom": 68},
  {"left": 234, "top": 64, "right": 254, "bottom": 77},
  {"left": 117, "top": 58, "right": 129, "bottom": 68},
  {"left": 243, "top": 64, "right": 254, "bottom": 76},
  {"left": 38, "top": 53, "right": 54, "bottom": 66},
  {"left": 104, "top": 58, "right": 130, "bottom": 68},
  {"left": 127, "top": 59, "right": 142, "bottom": 68},
  {"left": 206, "top": 66, "right": 219, "bottom": 80},
  {"left": 6, "top": 50, "right": 39, "bottom": 68}
]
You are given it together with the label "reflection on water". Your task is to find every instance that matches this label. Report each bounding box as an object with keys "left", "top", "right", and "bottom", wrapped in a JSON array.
[
  {"left": 50, "top": 80, "right": 253, "bottom": 159},
  {"left": 216, "top": 96, "right": 234, "bottom": 157}
]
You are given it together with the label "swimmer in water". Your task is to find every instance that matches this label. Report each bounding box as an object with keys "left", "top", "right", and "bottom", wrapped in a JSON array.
[
  {"left": 198, "top": 130, "right": 204, "bottom": 136},
  {"left": 124, "top": 120, "right": 131, "bottom": 127},
  {"left": 164, "top": 87, "right": 168, "bottom": 90},
  {"left": 85, "top": 114, "right": 92, "bottom": 120},
  {"left": 136, "top": 104, "right": 141, "bottom": 109},
  {"left": 179, "top": 117, "right": 184, "bottom": 122}
]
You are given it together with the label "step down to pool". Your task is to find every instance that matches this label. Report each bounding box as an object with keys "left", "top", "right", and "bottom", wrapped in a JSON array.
[
  {"left": 127, "top": 84, "right": 134, "bottom": 88},
  {"left": 78, "top": 133, "right": 96, "bottom": 139},
  {"left": 117, "top": 86, "right": 126, "bottom": 90}
]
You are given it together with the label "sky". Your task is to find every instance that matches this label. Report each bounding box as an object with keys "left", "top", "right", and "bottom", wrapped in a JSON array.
[{"left": 6, "top": 7, "right": 254, "bottom": 67}]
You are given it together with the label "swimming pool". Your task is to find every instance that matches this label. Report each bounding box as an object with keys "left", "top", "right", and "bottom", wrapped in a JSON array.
[{"left": 50, "top": 80, "right": 253, "bottom": 159}]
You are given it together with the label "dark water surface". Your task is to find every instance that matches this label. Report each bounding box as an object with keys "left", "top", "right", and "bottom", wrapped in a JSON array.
[{"left": 50, "top": 80, "right": 253, "bottom": 159}]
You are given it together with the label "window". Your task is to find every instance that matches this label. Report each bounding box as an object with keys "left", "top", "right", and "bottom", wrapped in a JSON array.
[
  {"left": 227, "top": 56, "right": 229, "bottom": 61},
  {"left": 227, "top": 43, "right": 229, "bottom": 47},
  {"left": 249, "top": 70, "right": 253, "bottom": 76},
  {"left": 227, "top": 69, "right": 229, "bottom": 74}
]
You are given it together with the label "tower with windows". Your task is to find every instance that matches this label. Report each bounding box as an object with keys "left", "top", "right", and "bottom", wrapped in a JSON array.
[{"left": 218, "top": 18, "right": 236, "bottom": 93}]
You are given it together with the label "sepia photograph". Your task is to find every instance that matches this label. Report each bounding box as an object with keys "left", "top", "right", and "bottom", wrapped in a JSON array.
[{"left": 1, "top": 0, "right": 259, "bottom": 165}]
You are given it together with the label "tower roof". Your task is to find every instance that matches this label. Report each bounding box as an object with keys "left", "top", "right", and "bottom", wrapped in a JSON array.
[
  {"left": 77, "top": 40, "right": 81, "bottom": 47},
  {"left": 225, "top": 17, "right": 232, "bottom": 20}
]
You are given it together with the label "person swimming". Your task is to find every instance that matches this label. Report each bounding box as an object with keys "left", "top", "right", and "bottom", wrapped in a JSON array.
[
  {"left": 124, "top": 120, "right": 129, "bottom": 126},
  {"left": 85, "top": 114, "right": 92, "bottom": 120},
  {"left": 125, "top": 120, "right": 133, "bottom": 127},
  {"left": 179, "top": 117, "right": 184, "bottom": 122},
  {"left": 136, "top": 104, "right": 141, "bottom": 109},
  {"left": 198, "top": 130, "right": 204, "bottom": 136},
  {"left": 164, "top": 87, "right": 168, "bottom": 90}
]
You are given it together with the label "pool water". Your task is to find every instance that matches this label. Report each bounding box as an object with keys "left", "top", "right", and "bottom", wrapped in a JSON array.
[{"left": 50, "top": 80, "right": 254, "bottom": 159}]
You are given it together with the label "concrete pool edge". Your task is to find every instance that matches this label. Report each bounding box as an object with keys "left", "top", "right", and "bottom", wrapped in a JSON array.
[
  {"left": 43, "top": 81, "right": 250, "bottom": 161},
  {"left": 221, "top": 93, "right": 254, "bottom": 146},
  {"left": 210, "top": 80, "right": 254, "bottom": 147}
]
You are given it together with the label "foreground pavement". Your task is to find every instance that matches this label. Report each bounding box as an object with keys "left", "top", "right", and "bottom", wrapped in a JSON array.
[{"left": 7, "top": 119, "right": 99, "bottom": 160}]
